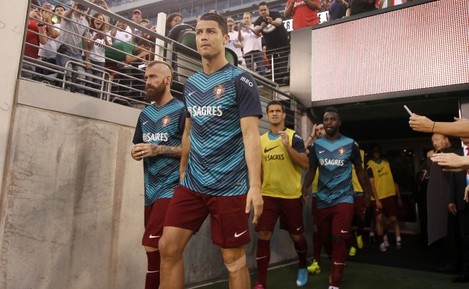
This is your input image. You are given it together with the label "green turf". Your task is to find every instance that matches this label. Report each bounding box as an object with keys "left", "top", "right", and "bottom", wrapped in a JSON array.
[{"left": 193, "top": 258, "right": 467, "bottom": 289}]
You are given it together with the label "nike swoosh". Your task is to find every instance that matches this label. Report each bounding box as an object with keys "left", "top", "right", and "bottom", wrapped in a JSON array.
[
  {"left": 333, "top": 262, "right": 346, "bottom": 266},
  {"left": 147, "top": 270, "right": 159, "bottom": 273},
  {"left": 149, "top": 234, "right": 160, "bottom": 239},
  {"left": 340, "top": 230, "right": 349, "bottom": 234},
  {"left": 319, "top": 150, "right": 325, "bottom": 154},
  {"left": 234, "top": 230, "right": 248, "bottom": 238},
  {"left": 143, "top": 121, "right": 149, "bottom": 125},
  {"left": 296, "top": 227, "right": 302, "bottom": 231},
  {"left": 378, "top": 168, "right": 384, "bottom": 173},
  {"left": 256, "top": 256, "right": 267, "bottom": 260},
  {"left": 264, "top": 145, "right": 279, "bottom": 153}
]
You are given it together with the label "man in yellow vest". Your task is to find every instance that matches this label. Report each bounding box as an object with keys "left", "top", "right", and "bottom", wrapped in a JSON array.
[
  {"left": 367, "top": 144, "right": 402, "bottom": 252},
  {"left": 254, "top": 100, "right": 309, "bottom": 289}
]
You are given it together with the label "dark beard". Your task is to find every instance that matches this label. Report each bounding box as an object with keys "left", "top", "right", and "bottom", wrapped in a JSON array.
[{"left": 145, "top": 80, "right": 166, "bottom": 102}]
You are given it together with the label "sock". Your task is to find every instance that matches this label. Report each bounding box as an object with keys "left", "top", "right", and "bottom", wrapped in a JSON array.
[
  {"left": 330, "top": 236, "right": 346, "bottom": 287},
  {"left": 313, "top": 233, "right": 322, "bottom": 264},
  {"left": 145, "top": 250, "right": 160, "bottom": 289},
  {"left": 396, "top": 236, "right": 401, "bottom": 242},
  {"left": 293, "top": 236, "right": 308, "bottom": 268},
  {"left": 383, "top": 234, "right": 389, "bottom": 242},
  {"left": 256, "top": 239, "right": 271, "bottom": 287}
]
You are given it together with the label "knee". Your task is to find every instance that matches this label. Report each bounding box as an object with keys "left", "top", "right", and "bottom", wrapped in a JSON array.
[
  {"left": 224, "top": 254, "right": 246, "bottom": 273},
  {"left": 158, "top": 236, "right": 180, "bottom": 259},
  {"left": 258, "top": 231, "right": 272, "bottom": 241}
]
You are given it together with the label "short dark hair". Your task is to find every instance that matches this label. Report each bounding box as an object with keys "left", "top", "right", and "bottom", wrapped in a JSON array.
[
  {"left": 266, "top": 100, "right": 285, "bottom": 113},
  {"left": 31, "top": 0, "right": 40, "bottom": 7},
  {"left": 324, "top": 106, "right": 340, "bottom": 120},
  {"left": 53, "top": 4, "right": 65, "bottom": 12},
  {"left": 166, "top": 13, "right": 182, "bottom": 26},
  {"left": 199, "top": 12, "right": 228, "bottom": 35},
  {"left": 259, "top": 1, "right": 268, "bottom": 7},
  {"left": 146, "top": 60, "right": 173, "bottom": 76}
]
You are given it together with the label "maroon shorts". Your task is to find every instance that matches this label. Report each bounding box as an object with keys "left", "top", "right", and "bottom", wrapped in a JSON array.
[
  {"left": 373, "top": 195, "right": 398, "bottom": 218},
  {"left": 353, "top": 195, "right": 366, "bottom": 221},
  {"left": 164, "top": 185, "right": 250, "bottom": 248},
  {"left": 316, "top": 203, "right": 354, "bottom": 240},
  {"left": 143, "top": 198, "right": 172, "bottom": 248},
  {"left": 256, "top": 196, "right": 305, "bottom": 234}
]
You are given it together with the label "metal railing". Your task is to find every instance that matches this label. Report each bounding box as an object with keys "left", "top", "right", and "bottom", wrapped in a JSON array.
[{"left": 20, "top": 0, "right": 301, "bottom": 128}]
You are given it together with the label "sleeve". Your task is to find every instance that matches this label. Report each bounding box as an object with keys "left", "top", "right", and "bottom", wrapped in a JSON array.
[
  {"left": 350, "top": 141, "right": 362, "bottom": 167},
  {"left": 292, "top": 132, "right": 306, "bottom": 153},
  {"left": 182, "top": 85, "right": 192, "bottom": 118},
  {"left": 178, "top": 107, "right": 186, "bottom": 134},
  {"left": 235, "top": 72, "right": 263, "bottom": 119},
  {"left": 132, "top": 114, "right": 143, "bottom": 144},
  {"left": 309, "top": 143, "right": 319, "bottom": 167}
]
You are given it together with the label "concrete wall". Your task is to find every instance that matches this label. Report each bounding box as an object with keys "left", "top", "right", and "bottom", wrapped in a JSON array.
[{"left": 0, "top": 79, "right": 301, "bottom": 289}]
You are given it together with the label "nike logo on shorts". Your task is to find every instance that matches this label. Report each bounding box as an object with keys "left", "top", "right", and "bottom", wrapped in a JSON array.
[
  {"left": 149, "top": 234, "right": 160, "bottom": 239},
  {"left": 256, "top": 256, "right": 267, "bottom": 260},
  {"left": 340, "top": 230, "right": 349, "bottom": 234},
  {"left": 234, "top": 230, "right": 247, "bottom": 238},
  {"left": 333, "top": 262, "right": 346, "bottom": 266}
]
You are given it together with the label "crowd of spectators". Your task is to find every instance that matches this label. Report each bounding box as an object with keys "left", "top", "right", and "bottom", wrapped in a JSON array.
[{"left": 22, "top": 0, "right": 416, "bottom": 96}]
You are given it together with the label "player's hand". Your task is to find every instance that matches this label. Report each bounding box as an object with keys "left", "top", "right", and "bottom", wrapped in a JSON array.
[
  {"left": 246, "top": 187, "right": 263, "bottom": 225},
  {"left": 448, "top": 203, "right": 457, "bottom": 215},
  {"left": 408, "top": 114, "right": 434, "bottom": 133},
  {"left": 131, "top": 143, "right": 153, "bottom": 160},
  {"left": 375, "top": 199, "right": 383, "bottom": 209},
  {"left": 279, "top": 131, "right": 289, "bottom": 147}
]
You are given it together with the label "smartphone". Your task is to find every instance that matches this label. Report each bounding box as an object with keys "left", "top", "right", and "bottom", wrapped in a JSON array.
[{"left": 403, "top": 105, "right": 412, "bottom": 116}]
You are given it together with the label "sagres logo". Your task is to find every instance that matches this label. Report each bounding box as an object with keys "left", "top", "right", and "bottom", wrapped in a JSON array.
[
  {"left": 162, "top": 115, "right": 171, "bottom": 127},
  {"left": 214, "top": 84, "right": 225, "bottom": 99}
]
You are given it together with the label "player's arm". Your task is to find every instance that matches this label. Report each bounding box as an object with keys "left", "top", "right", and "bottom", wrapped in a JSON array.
[
  {"left": 179, "top": 117, "right": 191, "bottom": 182},
  {"left": 241, "top": 116, "right": 263, "bottom": 224},
  {"left": 284, "top": 0, "right": 294, "bottom": 18},
  {"left": 302, "top": 148, "right": 318, "bottom": 197},
  {"left": 282, "top": 132, "right": 308, "bottom": 170},
  {"left": 367, "top": 170, "right": 381, "bottom": 208}
]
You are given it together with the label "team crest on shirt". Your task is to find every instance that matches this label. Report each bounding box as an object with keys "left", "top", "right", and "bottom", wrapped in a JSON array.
[
  {"left": 213, "top": 84, "right": 225, "bottom": 99},
  {"left": 338, "top": 147, "right": 345, "bottom": 155},
  {"left": 162, "top": 115, "right": 171, "bottom": 127}
]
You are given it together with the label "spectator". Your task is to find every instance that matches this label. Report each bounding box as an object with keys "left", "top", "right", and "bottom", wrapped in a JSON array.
[
  {"left": 447, "top": 139, "right": 469, "bottom": 283},
  {"left": 23, "top": 0, "right": 48, "bottom": 79},
  {"left": 238, "top": 12, "right": 265, "bottom": 75},
  {"left": 284, "top": 0, "right": 322, "bottom": 30},
  {"left": 226, "top": 18, "right": 244, "bottom": 65},
  {"left": 55, "top": 1, "right": 91, "bottom": 94},
  {"left": 328, "top": 0, "right": 349, "bottom": 20},
  {"left": 37, "top": 2, "right": 61, "bottom": 77},
  {"left": 52, "top": 4, "right": 65, "bottom": 24},
  {"left": 105, "top": 38, "right": 151, "bottom": 80},
  {"left": 346, "top": 0, "right": 377, "bottom": 16},
  {"left": 131, "top": 9, "right": 143, "bottom": 24},
  {"left": 427, "top": 134, "right": 462, "bottom": 275},
  {"left": 409, "top": 114, "right": 469, "bottom": 138},
  {"left": 254, "top": 1, "right": 290, "bottom": 84},
  {"left": 110, "top": 20, "right": 133, "bottom": 43},
  {"left": 165, "top": 13, "right": 183, "bottom": 36},
  {"left": 367, "top": 144, "right": 402, "bottom": 252},
  {"left": 86, "top": 13, "right": 111, "bottom": 96}
]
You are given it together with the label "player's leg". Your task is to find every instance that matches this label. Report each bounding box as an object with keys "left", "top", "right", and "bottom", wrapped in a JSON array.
[
  {"left": 373, "top": 200, "right": 386, "bottom": 251},
  {"left": 308, "top": 197, "right": 322, "bottom": 274},
  {"left": 142, "top": 198, "right": 172, "bottom": 289},
  {"left": 329, "top": 203, "right": 354, "bottom": 289},
  {"left": 254, "top": 196, "right": 277, "bottom": 289},
  {"left": 209, "top": 194, "right": 251, "bottom": 288},
  {"left": 281, "top": 197, "right": 308, "bottom": 286},
  {"left": 221, "top": 246, "right": 250, "bottom": 289},
  {"left": 382, "top": 196, "right": 401, "bottom": 248},
  {"left": 159, "top": 186, "right": 208, "bottom": 289}
]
